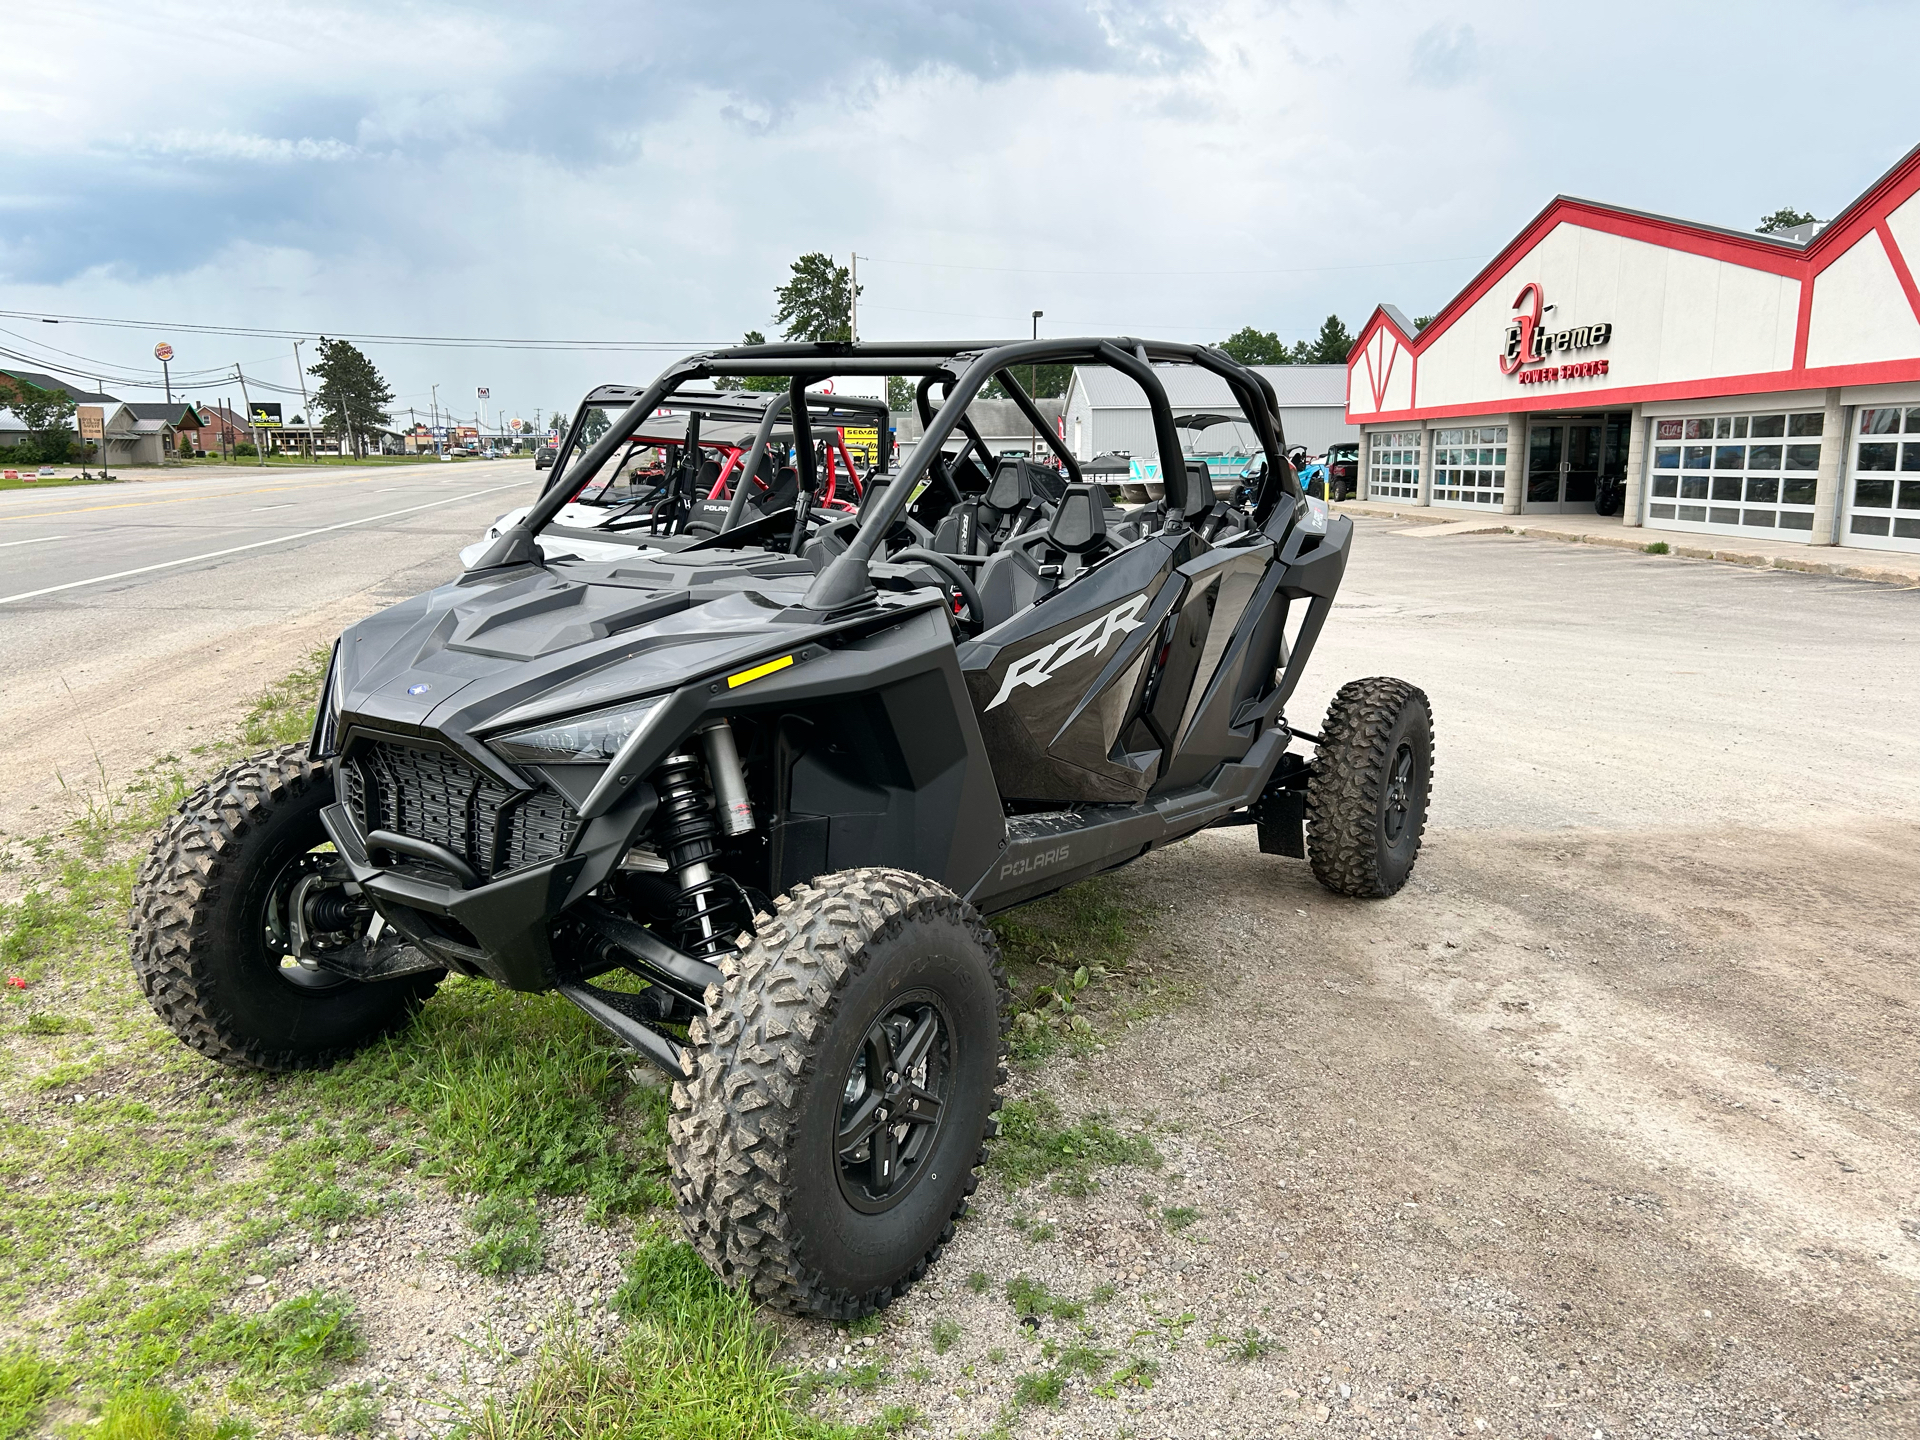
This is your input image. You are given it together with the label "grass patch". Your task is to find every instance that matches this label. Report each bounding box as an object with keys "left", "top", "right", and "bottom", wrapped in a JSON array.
[
  {"left": 1206, "top": 1326, "right": 1274, "bottom": 1360},
  {"left": 0, "top": 1348, "right": 59, "bottom": 1440},
  {"left": 477, "top": 1228, "right": 890, "bottom": 1439},
  {"left": 1161, "top": 1205, "right": 1200, "bottom": 1232},
  {"left": 463, "top": 1194, "right": 544, "bottom": 1277},
  {"left": 990, "top": 877, "right": 1153, "bottom": 1061},
  {"left": 241, "top": 645, "right": 331, "bottom": 749},
  {"left": 1644, "top": 540, "right": 1670, "bottom": 554},
  {"left": 928, "top": 1317, "right": 959, "bottom": 1355},
  {"left": 1005, "top": 1276, "right": 1083, "bottom": 1323},
  {"left": 990, "top": 1093, "right": 1158, "bottom": 1194}
]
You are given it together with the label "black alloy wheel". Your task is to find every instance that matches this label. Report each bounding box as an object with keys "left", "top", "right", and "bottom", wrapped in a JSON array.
[
  {"left": 670, "top": 867, "right": 1009, "bottom": 1319},
  {"left": 1305, "top": 676, "right": 1434, "bottom": 898},
  {"left": 836, "top": 996, "right": 953, "bottom": 1213},
  {"left": 131, "top": 745, "right": 444, "bottom": 1071}
]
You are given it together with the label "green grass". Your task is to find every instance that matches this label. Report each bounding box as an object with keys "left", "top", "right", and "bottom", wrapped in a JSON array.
[
  {"left": 1644, "top": 540, "right": 1670, "bottom": 554},
  {"left": 464, "top": 1194, "right": 545, "bottom": 1277},
  {"left": 990, "top": 1093, "right": 1159, "bottom": 1194},
  {"left": 990, "top": 877, "right": 1153, "bottom": 1061},
  {"left": 1004, "top": 1275, "right": 1083, "bottom": 1323},
  {"left": 0, "top": 1348, "right": 60, "bottom": 1440},
  {"left": 1161, "top": 1204, "right": 1200, "bottom": 1232},
  {"left": 476, "top": 1228, "right": 897, "bottom": 1439},
  {"left": 928, "top": 1318, "right": 960, "bottom": 1355},
  {"left": 0, "top": 474, "right": 122, "bottom": 492}
]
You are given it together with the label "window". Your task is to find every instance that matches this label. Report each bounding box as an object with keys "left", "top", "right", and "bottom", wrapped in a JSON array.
[
  {"left": 1646, "top": 411, "right": 1821, "bottom": 537},
  {"left": 1430, "top": 426, "right": 1508, "bottom": 507},
  {"left": 1845, "top": 406, "right": 1920, "bottom": 551},
  {"left": 1367, "top": 430, "right": 1421, "bottom": 500}
]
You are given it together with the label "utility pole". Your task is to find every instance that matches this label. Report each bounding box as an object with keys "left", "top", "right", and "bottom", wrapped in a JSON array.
[
  {"left": 293, "top": 340, "right": 313, "bottom": 462},
  {"left": 1030, "top": 311, "right": 1044, "bottom": 459},
  {"left": 431, "top": 384, "right": 441, "bottom": 456},
  {"left": 235, "top": 365, "right": 265, "bottom": 467}
]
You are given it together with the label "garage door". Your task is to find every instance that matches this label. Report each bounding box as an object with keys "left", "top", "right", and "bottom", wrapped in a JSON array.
[
  {"left": 1844, "top": 406, "right": 1920, "bottom": 552},
  {"left": 1645, "top": 410, "right": 1822, "bottom": 542}
]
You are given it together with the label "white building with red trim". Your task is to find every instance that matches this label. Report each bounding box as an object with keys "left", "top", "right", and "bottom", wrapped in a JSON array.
[{"left": 1345, "top": 142, "right": 1920, "bottom": 555}]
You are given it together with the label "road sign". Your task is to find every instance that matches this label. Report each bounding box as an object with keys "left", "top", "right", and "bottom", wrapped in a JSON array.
[
  {"left": 477, "top": 387, "right": 490, "bottom": 399},
  {"left": 153, "top": 342, "right": 174, "bottom": 362},
  {"left": 77, "top": 406, "right": 104, "bottom": 441},
  {"left": 250, "top": 402, "right": 283, "bottom": 428}
]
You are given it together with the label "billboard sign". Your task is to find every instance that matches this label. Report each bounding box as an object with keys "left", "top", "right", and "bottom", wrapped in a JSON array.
[
  {"left": 477, "top": 386, "right": 490, "bottom": 400},
  {"left": 77, "top": 405, "right": 104, "bottom": 441},
  {"left": 250, "top": 402, "right": 283, "bottom": 428},
  {"left": 153, "top": 342, "right": 174, "bottom": 362}
]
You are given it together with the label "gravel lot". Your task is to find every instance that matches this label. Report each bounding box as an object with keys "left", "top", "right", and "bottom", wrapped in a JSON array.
[{"left": 13, "top": 518, "right": 1916, "bottom": 1436}]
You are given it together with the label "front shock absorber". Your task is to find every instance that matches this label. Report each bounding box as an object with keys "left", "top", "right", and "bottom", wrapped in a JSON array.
[{"left": 650, "top": 723, "right": 756, "bottom": 961}]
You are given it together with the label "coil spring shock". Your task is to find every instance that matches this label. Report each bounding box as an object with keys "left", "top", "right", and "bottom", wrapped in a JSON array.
[{"left": 652, "top": 750, "right": 754, "bottom": 960}]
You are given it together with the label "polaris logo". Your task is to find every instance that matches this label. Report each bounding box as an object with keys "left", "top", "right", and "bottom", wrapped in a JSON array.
[
  {"left": 1000, "top": 844, "right": 1070, "bottom": 880},
  {"left": 986, "top": 595, "right": 1151, "bottom": 711}
]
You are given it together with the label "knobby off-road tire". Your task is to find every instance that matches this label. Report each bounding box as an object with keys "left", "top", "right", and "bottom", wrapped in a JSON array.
[
  {"left": 669, "top": 867, "right": 1009, "bottom": 1319},
  {"left": 1306, "top": 677, "right": 1434, "bottom": 898},
  {"left": 130, "top": 744, "right": 443, "bottom": 1072}
]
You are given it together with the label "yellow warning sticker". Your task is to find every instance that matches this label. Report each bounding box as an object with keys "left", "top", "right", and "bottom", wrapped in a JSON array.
[{"left": 727, "top": 654, "right": 795, "bottom": 689}]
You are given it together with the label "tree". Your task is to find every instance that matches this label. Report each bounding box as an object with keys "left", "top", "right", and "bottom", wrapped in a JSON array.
[
  {"left": 887, "top": 375, "right": 916, "bottom": 412},
  {"left": 307, "top": 338, "right": 394, "bottom": 459},
  {"left": 718, "top": 330, "right": 787, "bottom": 394},
  {"left": 0, "top": 378, "right": 76, "bottom": 462},
  {"left": 1216, "top": 326, "right": 1291, "bottom": 366},
  {"left": 1758, "top": 207, "right": 1819, "bottom": 234},
  {"left": 1302, "top": 314, "right": 1356, "bottom": 365},
  {"left": 774, "top": 253, "right": 859, "bottom": 341},
  {"left": 547, "top": 411, "right": 568, "bottom": 434},
  {"left": 981, "top": 364, "right": 1072, "bottom": 401},
  {"left": 1413, "top": 314, "right": 1434, "bottom": 330}
]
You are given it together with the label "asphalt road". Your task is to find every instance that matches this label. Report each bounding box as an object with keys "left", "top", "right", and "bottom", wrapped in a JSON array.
[{"left": 0, "top": 459, "right": 537, "bottom": 846}]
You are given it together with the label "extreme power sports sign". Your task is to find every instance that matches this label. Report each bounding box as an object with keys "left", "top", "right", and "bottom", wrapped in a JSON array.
[{"left": 1499, "top": 282, "right": 1613, "bottom": 384}]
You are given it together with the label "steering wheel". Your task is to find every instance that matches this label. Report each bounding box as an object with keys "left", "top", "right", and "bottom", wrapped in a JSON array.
[{"left": 893, "top": 546, "right": 986, "bottom": 638}]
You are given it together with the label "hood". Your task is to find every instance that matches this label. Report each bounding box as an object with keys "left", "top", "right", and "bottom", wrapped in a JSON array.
[{"left": 332, "top": 548, "right": 933, "bottom": 751}]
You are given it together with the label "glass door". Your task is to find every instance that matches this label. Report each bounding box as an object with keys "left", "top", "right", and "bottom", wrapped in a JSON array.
[
  {"left": 1525, "top": 421, "right": 1603, "bottom": 513},
  {"left": 1526, "top": 425, "right": 1564, "bottom": 509}
]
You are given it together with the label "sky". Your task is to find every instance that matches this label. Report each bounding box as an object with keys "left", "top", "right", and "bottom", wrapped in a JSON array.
[{"left": 3, "top": 0, "right": 1918, "bottom": 428}]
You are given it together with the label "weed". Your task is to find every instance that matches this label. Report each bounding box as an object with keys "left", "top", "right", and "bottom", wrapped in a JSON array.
[
  {"left": 907, "top": 1362, "right": 931, "bottom": 1384},
  {"left": 992, "top": 878, "right": 1151, "bottom": 1061},
  {"left": 464, "top": 1194, "right": 543, "bottom": 1277},
  {"left": 1007, "top": 1213, "right": 1057, "bottom": 1242},
  {"left": 1089, "top": 1282, "right": 1116, "bottom": 1305},
  {"left": 835, "top": 1359, "right": 886, "bottom": 1393},
  {"left": 220, "top": 1291, "right": 362, "bottom": 1391},
  {"left": 967, "top": 1270, "right": 989, "bottom": 1294},
  {"left": 0, "top": 1348, "right": 59, "bottom": 1440},
  {"left": 1205, "top": 1327, "right": 1274, "bottom": 1360},
  {"left": 1005, "top": 1276, "right": 1084, "bottom": 1322},
  {"left": 847, "top": 1312, "right": 886, "bottom": 1339},
  {"left": 1131, "top": 1310, "right": 1196, "bottom": 1349},
  {"left": 1644, "top": 540, "right": 1670, "bottom": 554},
  {"left": 1011, "top": 1368, "right": 1064, "bottom": 1406},
  {"left": 929, "top": 1318, "right": 960, "bottom": 1355},
  {"left": 1162, "top": 1205, "right": 1200, "bottom": 1232},
  {"left": 991, "top": 1094, "right": 1158, "bottom": 1194},
  {"left": 17, "top": 1012, "right": 91, "bottom": 1036},
  {"left": 1091, "top": 1355, "right": 1160, "bottom": 1397},
  {"left": 987, "top": 1348, "right": 1006, "bottom": 1365}
]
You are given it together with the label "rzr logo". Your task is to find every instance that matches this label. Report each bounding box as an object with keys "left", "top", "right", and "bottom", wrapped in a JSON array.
[{"left": 986, "top": 595, "right": 1151, "bottom": 711}]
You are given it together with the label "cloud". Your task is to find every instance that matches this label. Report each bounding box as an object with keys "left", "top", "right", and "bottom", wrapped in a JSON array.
[
  {"left": 136, "top": 132, "right": 361, "bottom": 164},
  {"left": 1408, "top": 22, "right": 1479, "bottom": 88}
]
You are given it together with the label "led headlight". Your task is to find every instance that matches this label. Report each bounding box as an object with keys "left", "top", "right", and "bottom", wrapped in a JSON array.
[{"left": 489, "top": 695, "right": 664, "bottom": 764}]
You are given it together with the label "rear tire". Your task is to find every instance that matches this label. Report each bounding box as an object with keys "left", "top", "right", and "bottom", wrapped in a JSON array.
[
  {"left": 130, "top": 745, "right": 443, "bottom": 1072},
  {"left": 1306, "top": 678, "right": 1433, "bottom": 898},
  {"left": 668, "top": 867, "right": 1009, "bottom": 1319}
]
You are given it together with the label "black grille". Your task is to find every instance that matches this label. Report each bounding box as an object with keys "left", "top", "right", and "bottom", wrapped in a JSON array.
[{"left": 344, "top": 740, "right": 579, "bottom": 880}]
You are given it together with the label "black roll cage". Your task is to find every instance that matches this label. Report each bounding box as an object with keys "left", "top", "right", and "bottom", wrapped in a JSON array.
[{"left": 487, "top": 340, "right": 1300, "bottom": 612}]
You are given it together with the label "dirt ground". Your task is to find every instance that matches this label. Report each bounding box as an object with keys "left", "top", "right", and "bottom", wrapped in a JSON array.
[{"left": 10, "top": 518, "right": 1917, "bottom": 1436}]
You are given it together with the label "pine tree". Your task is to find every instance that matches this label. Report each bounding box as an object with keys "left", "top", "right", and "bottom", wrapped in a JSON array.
[{"left": 307, "top": 338, "right": 394, "bottom": 459}]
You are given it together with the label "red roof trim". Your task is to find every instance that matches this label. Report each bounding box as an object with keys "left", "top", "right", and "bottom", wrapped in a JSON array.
[{"left": 1350, "top": 356, "right": 1920, "bottom": 426}]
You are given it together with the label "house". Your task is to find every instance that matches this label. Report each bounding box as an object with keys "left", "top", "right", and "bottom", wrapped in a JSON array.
[
  {"left": 891, "top": 397, "right": 1068, "bottom": 457},
  {"left": 104, "top": 404, "right": 194, "bottom": 466}
]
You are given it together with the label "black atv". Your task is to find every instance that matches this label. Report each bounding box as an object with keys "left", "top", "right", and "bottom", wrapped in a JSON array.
[{"left": 131, "top": 338, "right": 1432, "bottom": 1319}]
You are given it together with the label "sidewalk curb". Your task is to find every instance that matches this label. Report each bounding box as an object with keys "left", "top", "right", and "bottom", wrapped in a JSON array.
[{"left": 1334, "top": 503, "right": 1920, "bottom": 588}]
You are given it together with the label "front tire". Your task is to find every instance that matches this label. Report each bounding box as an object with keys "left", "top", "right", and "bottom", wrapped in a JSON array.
[
  {"left": 1306, "top": 677, "right": 1433, "bottom": 898},
  {"left": 130, "top": 745, "right": 443, "bottom": 1072},
  {"left": 669, "top": 868, "right": 1009, "bottom": 1319}
]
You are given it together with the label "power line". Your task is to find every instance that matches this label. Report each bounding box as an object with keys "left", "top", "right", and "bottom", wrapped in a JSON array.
[
  {"left": 0, "top": 309, "right": 731, "bottom": 353},
  {"left": 854, "top": 252, "right": 1493, "bottom": 278}
]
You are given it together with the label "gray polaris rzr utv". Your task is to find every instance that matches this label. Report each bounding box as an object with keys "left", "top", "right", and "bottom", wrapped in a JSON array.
[{"left": 131, "top": 338, "right": 1432, "bottom": 1319}]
